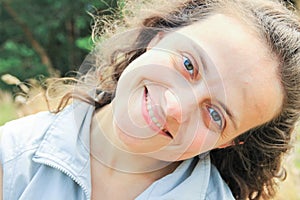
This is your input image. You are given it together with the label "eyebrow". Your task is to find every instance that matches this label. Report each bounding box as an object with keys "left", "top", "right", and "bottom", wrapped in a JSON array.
[
  {"left": 217, "top": 100, "right": 238, "bottom": 131},
  {"left": 189, "top": 42, "right": 238, "bottom": 131},
  {"left": 190, "top": 43, "right": 209, "bottom": 74}
]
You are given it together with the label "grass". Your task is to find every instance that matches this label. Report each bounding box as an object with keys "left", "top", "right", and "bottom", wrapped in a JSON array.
[
  {"left": 0, "top": 91, "right": 18, "bottom": 126},
  {"left": 275, "top": 128, "right": 300, "bottom": 200},
  {"left": 0, "top": 85, "right": 49, "bottom": 126}
]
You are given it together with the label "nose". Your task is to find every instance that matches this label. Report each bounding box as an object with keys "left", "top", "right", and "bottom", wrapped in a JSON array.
[{"left": 164, "top": 90, "right": 183, "bottom": 123}]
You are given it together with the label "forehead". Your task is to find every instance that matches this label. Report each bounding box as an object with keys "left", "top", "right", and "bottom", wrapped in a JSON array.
[{"left": 173, "top": 14, "right": 283, "bottom": 131}]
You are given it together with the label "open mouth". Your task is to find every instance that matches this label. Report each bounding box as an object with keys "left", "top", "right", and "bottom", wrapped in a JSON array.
[{"left": 144, "top": 86, "right": 173, "bottom": 139}]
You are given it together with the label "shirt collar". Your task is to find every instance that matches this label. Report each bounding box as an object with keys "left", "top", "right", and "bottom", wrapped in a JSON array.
[
  {"left": 136, "top": 153, "right": 211, "bottom": 200},
  {"left": 33, "top": 102, "right": 94, "bottom": 199}
]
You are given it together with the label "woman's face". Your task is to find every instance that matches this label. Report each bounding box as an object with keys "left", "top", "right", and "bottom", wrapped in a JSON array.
[{"left": 111, "top": 14, "right": 283, "bottom": 161}]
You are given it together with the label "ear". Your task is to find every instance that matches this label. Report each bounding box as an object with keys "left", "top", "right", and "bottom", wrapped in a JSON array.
[{"left": 147, "top": 32, "right": 164, "bottom": 50}]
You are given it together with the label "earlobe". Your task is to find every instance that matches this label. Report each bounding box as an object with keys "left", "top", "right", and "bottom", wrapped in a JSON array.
[{"left": 147, "top": 32, "right": 164, "bottom": 50}]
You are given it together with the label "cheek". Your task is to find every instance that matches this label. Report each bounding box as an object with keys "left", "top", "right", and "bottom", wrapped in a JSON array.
[{"left": 178, "top": 129, "right": 220, "bottom": 160}]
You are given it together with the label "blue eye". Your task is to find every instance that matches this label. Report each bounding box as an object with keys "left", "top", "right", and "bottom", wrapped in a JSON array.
[
  {"left": 183, "top": 56, "right": 194, "bottom": 76},
  {"left": 207, "top": 107, "right": 223, "bottom": 129}
]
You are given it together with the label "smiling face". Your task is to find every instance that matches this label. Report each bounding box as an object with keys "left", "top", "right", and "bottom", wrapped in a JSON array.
[{"left": 109, "top": 14, "right": 283, "bottom": 161}]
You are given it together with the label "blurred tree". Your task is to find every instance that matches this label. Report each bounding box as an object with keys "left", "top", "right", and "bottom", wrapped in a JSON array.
[
  {"left": 0, "top": 0, "right": 119, "bottom": 90},
  {"left": 1, "top": 0, "right": 297, "bottom": 91}
]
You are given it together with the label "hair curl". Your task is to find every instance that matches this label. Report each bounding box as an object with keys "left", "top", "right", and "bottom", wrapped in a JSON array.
[{"left": 52, "top": 0, "right": 300, "bottom": 199}]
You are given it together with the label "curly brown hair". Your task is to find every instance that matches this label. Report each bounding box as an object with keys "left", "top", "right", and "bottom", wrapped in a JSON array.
[{"left": 52, "top": 0, "right": 300, "bottom": 199}]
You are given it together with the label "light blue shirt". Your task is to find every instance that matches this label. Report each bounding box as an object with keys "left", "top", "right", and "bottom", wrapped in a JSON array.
[{"left": 0, "top": 102, "right": 234, "bottom": 200}]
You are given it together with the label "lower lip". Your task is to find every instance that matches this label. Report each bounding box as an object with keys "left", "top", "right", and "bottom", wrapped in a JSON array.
[{"left": 142, "top": 87, "right": 170, "bottom": 137}]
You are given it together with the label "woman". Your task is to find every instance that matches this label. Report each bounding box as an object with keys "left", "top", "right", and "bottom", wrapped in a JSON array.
[{"left": 1, "top": 0, "right": 300, "bottom": 199}]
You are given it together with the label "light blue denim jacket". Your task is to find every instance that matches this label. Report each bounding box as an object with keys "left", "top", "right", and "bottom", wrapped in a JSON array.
[{"left": 0, "top": 102, "right": 235, "bottom": 200}]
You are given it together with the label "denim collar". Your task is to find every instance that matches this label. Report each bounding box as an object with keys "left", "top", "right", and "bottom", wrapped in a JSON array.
[{"left": 33, "top": 102, "right": 93, "bottom": 199}]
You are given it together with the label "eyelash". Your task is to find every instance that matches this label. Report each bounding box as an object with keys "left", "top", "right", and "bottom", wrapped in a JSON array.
[
  {"left": 183, "top": 56, "right": 194, "bottom": 76},
  {"left": 178, "top": 53, "right": 224, "bottom": 132},
  {"left": 181, "top": 54, "right": 198, "bottom": 79},
  {"left": 205, "top": 105, "right": 225, "bottom": 132}
]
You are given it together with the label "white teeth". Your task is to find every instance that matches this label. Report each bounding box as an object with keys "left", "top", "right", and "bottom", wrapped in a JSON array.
[
  {"left": 146, "top": 93, "right": 162, "bottom": 128},
  {"left": 152, "top": 117, "right": 158, "bottom": 123},
  {"left": 147, "top": 104, "right": 151, "bottom": 110},
  {"left": 148, "top": 109, "right": 153, "bottom": 116}
]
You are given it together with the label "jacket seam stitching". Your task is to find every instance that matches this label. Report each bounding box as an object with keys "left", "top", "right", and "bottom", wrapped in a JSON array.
[{"left": 2, "top": 145, "right": 39, "bottom": 164}]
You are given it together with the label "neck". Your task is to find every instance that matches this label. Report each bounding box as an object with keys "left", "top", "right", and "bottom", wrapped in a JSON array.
[{"left": 90, "top": 103, "right": 180, "bottom": 179}]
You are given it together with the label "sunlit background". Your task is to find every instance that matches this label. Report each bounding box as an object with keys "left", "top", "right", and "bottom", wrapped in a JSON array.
[{"left": 0, "top": 0, "right": 299, "bottom": 199}]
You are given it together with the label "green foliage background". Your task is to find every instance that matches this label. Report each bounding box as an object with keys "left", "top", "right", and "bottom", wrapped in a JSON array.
[
  {"left": 0, "top": 0, "right": 300, "bottom": 199},
  {"left": 0, "top": 0, "right": 298, "bottom": 92},
  {"left": 0, "top": 0, "right": 119, "bottom": 91}
]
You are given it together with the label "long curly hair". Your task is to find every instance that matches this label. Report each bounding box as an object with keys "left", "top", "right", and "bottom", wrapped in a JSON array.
[{"left": 51, "top": 0, "right": 300, "bottom": 199}]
